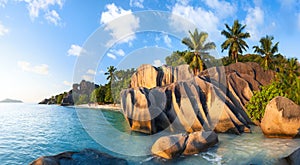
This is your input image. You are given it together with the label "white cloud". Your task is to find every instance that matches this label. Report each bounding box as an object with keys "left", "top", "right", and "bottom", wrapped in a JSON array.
[
  {"left": 110, "top": 48, "right": 125, "bottom": 56},
  {"left": 44, "top": 10, "right": 61, "bottom": 26},
  {"left": 67, "top": 44, "right": 84, "bottom": 56},
  {"left": 170, "top": 3, "right": 219, "bottom": 39},
  {"left": 18, "top": 61, "right": 49, "bottom": 75},
  {"left": 153, "top": 59, "right": 163, "bottom": 67},
  {"left": 203, "top": 0, "right": 236, "bottom": 18},
  {"left": 0, "top": 22, "right": 9, "bottom": 36},
  {"left": 100, "top": 3, "right": 140, "bottom": 46},
  {"left": 23, "top": 0, "right": 63, "bottom": 19},
  {"left": 129, "top": 0, "right": 144, "bottom": 8},
  {"left": 245, "top": 6, "right": 264, "bottom": 41},
  {"left": 19, "top": 0, "right": 64, "bottom": 25},
  {"left": 107, "top": 53, "right": 117, "bottom": 60},
  {"left": 63, "top": 80, "right": 72, "bottom": 86},
  {"left": 0, "top": 0, "right": 7, "bottom": 7},
  {"left": 82, "top": 75, "right": 93, "bottom": 82},
  {"left": 163, "top": 34, "right": 172, "bottom": 48},
  {"left": 86, "top": 69, "right": 96, "bottom": 75}
]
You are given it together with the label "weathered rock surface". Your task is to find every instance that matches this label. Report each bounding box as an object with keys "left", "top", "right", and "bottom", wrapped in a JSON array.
[
  {"left": 151, "top": 131, "right": 218, "bottom": 159},
  {"left": 261, "top": 96, "right": 300, "bottom": 138},
  {"left": 121, "top": 62, "right": 273, "bottom": 134},
  {"left": 30, "top": 149, "right": 127, "bottom": 165},
  {"left": 130, "top": 64, "right": 194, "bottom": 89},
  {"left": 277, "top": 147, "right": 300, "bottom": 165}
]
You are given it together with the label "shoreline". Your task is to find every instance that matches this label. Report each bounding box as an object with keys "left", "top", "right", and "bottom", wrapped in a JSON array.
[{"left": 75, "top": 103, "right": 121, "bottom": 111}]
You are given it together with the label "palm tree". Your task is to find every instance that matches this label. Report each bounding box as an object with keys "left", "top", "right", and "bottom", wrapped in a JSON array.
[
  {"left": 104, "top": 66, "right": 117, "bottom": 103},
  {"left": 182, "top": 28, "right": 216, "bottom": 75},
  {"left": 253, "top": 35, "right": 280, "bottom": 70},
  {"left": 105, "top": 66, "right": 117, "bottom": 84},
  {"left": 221, "top": 20, "right": 250, "bottom": 63}
]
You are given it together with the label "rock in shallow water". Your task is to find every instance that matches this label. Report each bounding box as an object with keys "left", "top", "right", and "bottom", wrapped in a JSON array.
[
  {"left": 151, "top": 131, "right": 218, "bottom": 159},
  {"left": 30, "top": 149, "right": 127, "bottom": 165},
  {"left": 277, "top": 147, "right": 300, "bottom": 165},
  {"left": 261, "top": 96, "right": 300, "bottom": 138}
]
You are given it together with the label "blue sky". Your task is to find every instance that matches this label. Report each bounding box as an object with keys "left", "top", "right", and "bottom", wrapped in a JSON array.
[{"left": 0, "top": 0, "right": 300, "bottom": 103}]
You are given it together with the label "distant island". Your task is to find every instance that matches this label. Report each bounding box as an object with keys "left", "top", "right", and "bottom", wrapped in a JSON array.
[{"left": 0, "top": 98, "right": 23, "bottom": 103}]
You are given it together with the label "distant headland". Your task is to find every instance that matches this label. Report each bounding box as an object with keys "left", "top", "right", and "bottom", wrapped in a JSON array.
[{"left": 0, "top": 98, "right": 23, "bottom": 103}]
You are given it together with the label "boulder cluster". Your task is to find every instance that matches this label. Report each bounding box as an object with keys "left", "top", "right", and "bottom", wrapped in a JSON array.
[{"left": 120, "top": 62, "right": 274, "bottom": 135}]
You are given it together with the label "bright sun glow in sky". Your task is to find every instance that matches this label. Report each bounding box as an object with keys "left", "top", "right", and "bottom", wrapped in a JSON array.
[{"left": 0, "top": 0, "right": 300, "bottom": 103}]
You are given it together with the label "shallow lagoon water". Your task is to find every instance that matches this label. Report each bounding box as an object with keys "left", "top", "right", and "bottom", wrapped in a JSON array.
[{"left": 0, "top": 103, "right": 299, "bottom": 164}]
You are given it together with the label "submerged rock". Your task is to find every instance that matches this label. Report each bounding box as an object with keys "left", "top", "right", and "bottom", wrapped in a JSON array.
[
  {"left": 151, "top": 131, "right": 218, "bottom": 159},
  {"left": 261, "top": 96, "right": 300, "bottom": 138},
  {"left": 30, "top": 149, "right": 127, "bottom": 165},
  {"left": 278, "top": 147, "right": 300, "bottom": 165},
  {"left": 121, "top": 62, "right": 273, "bottom": 134}
]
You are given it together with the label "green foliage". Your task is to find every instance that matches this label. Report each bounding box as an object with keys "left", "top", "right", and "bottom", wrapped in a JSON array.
[
  {"left": 182, "top": 29, "right": 216, "bottom": 74},
  {"left": 246, "top": 82, "right": 286, "bottom": 121},
  {"left": 111, "top": 68, "right": 136, "bottom": 103},
  {"left": 56, "top": 94, "right": 64, "bottom": 104},
  {"left": 90, "top": 85, "right": 106, "bottom": 104},
  {"left": 246, "top": 58, "right": 300, "bottom": 121},
  {"left": 253, "top": 35, "right": 280, "bottom": 70},
  {"left": 165, "top": 51, "right": 186, "bottom": 67},
  {"left": 76, "top": 94, "right": 89, "bottom": 105}
]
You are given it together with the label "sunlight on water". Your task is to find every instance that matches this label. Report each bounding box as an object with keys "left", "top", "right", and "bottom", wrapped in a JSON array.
[{"left": 0, "top": 103, "right": 299, "bottom": 165}]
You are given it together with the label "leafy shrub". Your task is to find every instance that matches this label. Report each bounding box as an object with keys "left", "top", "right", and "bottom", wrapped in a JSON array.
[
  {"left": 246, "top": 58, "right": 300, "bottom": 122},
  {"left": 245, "top": 82, "right": 286, "bottom": 121}
]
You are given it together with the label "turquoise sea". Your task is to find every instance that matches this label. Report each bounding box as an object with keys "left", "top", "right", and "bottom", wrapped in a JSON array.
[{"left": 0, "top": 103, "right": 299, "bottom": 165}]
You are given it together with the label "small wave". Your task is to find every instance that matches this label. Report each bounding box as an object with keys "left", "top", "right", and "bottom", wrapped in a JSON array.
[
  {"left": 139, "top": 156, "right": 155, "bottom": 163},
  {"left": 201, "top": 151, "right": 222, "bottom": 165}
]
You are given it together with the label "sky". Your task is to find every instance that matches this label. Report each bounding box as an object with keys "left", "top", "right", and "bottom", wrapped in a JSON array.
[{"left": 0, "top": 0, "right": 300, "bottom": 103}]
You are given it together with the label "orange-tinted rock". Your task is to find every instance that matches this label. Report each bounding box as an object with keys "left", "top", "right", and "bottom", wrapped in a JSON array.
[
  {"left": 151, "top": 131, "right": 218, "bottom": 159},
  {"left": 261, "top": 96, "right": 300, "bottom": 138}
]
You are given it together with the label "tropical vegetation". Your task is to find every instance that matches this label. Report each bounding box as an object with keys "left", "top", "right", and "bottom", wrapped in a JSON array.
[
  {"left": 181, "top": 29, "right": 216, "bottom": 74},
  {"left": 246, "top": 58, "right": 300, "bottom": 121},
  {"left": 221, "top": 20, "right": 250, "bottom": 63},
  {"left": 253, "top": 35, "right": 280, "bottom": 70}
]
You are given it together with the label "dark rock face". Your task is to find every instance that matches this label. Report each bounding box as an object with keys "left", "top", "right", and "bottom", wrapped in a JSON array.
[
  {"left": 151, "top": 131, "right": 218, "bottom": 159},
  {"left": 61, "top": 90, "right": 74, "bottom": 106},
  {"left": 121, "top": 62, "right": 274, "bottom": 134},
  {"left": 30, "top": 149, "right": 127, "bottom": 165},
  {"left": 277, "top": 147, "right": 300, "bottom": 165},
  {"left": 261, "top": 96, "right": 300, "bottom": 138}
]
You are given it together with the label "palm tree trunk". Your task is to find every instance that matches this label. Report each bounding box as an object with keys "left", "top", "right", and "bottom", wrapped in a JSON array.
[{"left": 235, "top": 52, "right": 238, "bottom": 63}]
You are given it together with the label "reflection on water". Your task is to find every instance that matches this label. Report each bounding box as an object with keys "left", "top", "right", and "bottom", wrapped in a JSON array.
[{"left": 0, "top": 103, "right": 299, "bottom": 165}]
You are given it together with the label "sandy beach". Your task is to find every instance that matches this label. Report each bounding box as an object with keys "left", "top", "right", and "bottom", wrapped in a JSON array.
[{"left": 76, "top": 103, "right": 121, "bottom": 111}]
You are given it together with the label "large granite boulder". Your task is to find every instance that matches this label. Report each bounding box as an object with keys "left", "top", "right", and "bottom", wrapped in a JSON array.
[
  {"left": 30, "top": 149, "right": 127, "bottom": 165},
  {"left": 121, "top": 62, "right": 274, "bottom": 135},
  {"left": 151, "top": 131, "right": 218, "bottom": 159},
  {"left": 201, "top": 62, "right": 275, "bottom": 107},
  {"left": 261, "top": 96, "right": 300, "bottom": 138},
  {"left": 130, "top": 64, "right": 161, "bottom": 89},
  {"left": 121, "top": 76, "right": 250, "bottom": 134},
  {"left": 130, "top": 64, "right": 194, "bottom": 89}
]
